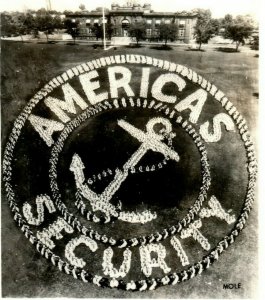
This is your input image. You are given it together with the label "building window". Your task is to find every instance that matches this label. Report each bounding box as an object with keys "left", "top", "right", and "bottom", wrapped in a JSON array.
[
  {"left": 179, "top": 28, "right": 185, "bottom": 37},
  {"left": 179, "top": 20, "right": 185, "bottom": 28},
  {"left": 153, "top": 29, "right": 159, "bottom": 37},
  {"left": 122, "top": 19, "right": 130, "bottom": 24},
  {"left": 165, "top": 19, "right": 171, "bottom": 24},
  {"left": 147, "top": 20, "right": 152, "bottom": 24},
  {"left": 86, "top": 19, "right": 91, "bottom": 27},
  {"left": 146, "top": 28, "right": 152, "bottom": 36},
  {"left": 155, "top": 19, "right": 161, "bottom": 28},
  {"left": 121, "top": 19, "right": 130, "bottom": 29},
  {"left": 94, "top": 19, "right": 99, "bottom": 23}
]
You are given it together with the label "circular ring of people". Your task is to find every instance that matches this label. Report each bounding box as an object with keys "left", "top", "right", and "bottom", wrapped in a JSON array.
[{"left": 2, "top": 54, "right": 257, "bottom": 291}]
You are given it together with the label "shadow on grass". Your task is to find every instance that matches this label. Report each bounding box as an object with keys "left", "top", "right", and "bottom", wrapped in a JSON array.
[
  {"left": 185, "top": 48, "right": 206, "bottom": 52},
  {"left": 65, "top": 42, "right": 80, "bottom": 46},
  {"left": 149, "top": 45, "right": 173, "bottom": 51},
  {"left": 215, "top": 47, "right": 239, "bottom": 53},
  {"left": 250, "top": 45, "right": 259, "bottom": 51},
  {"left": 91, "top": 44, "right": 117, "bottom": 50},
  {"left": 125, "top": 44, "right": 143, "bottom": 48},
  {"left": 37, "top": 41, "right": 57, "bottom": 44},
  {"left": 92, "top": 44, "right": 105, "bottom": 49}
]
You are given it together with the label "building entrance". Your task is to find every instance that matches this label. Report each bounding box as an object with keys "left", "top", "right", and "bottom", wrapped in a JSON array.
[
  {"left": 121, "top": 19, "right": 130, "bottom": 37},
  {"left": 123, "top": 29, "right": 129, "bottom": 36}
]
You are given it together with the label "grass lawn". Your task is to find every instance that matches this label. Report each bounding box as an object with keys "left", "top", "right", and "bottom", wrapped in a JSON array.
[{"left": 1, "top": 40, "right": 259, "bottom": 298}]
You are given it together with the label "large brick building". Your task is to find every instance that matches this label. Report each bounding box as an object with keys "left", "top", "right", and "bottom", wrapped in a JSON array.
[{"left": 66, "top": 2, "right": 197, "bottom": 43}]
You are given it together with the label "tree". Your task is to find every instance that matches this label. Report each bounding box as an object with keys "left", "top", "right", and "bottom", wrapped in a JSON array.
[
  {"left": 79, "top": 4, "right": 86, "bottom": 11},
  {"left": 128, "top": 22, "right": 146, "bottom": 45},
  {"left": 92, "top": 24, "right": 103, "bottom": 40},
  {"left": 158, "top": 23, "right": 178, "bottom": 46},
  {"left": 64, "top": 18, "right": 80, "bottom": 44},
  {"left": 35, "top": 14, "right": 53, "bottom": 42},
  {"left": 1, "top": 14, "right": 17, "bottom": 37},
  {"left": 48, "top": 10, "right": 60, "bottom": 15},
  {"left": 221, "top": 14, "right": 233, "bottom": 28},
  {"left": 251, "top": 35, "right": 259, "bottom": 50},
  {"left": 193, "top": 9, "right": 219, "bottom": 50},
  {"left": 224, "top": 15, "right": 254, "bottom": 51},
  {"left": 23, "top": 13, "right": 38, "bottom": 36},
  {"left": 90, "top": 22, "right": 113, "bottom": 42},
  {"left": 106, "top": 23, "right": 114, "bottom": 40},
  {"left": 35, "top": 10, "right": 50, "bottom": 42},
  {"left": 210, "top": 18, "right": 220, "bottom": 33},
  {"left": 52, "top": 15, "right": 64, "bottom": 30},
  {"left": 34, "top": 9, "right": 63, "bottom": 42},
  {"left": 13, "top": 14, "right": 33, "bottom": 42},
  {"left": 63, "top": 10, "right": 74, "bottom": 15}
]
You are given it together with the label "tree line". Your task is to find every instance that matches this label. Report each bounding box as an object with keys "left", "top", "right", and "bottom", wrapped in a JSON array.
[
  {"left": 1, "top": 9, "right": 65, "bottom": 42},
  {"left": 1, "top": 8, "right": 258, "bottom": 51},
  {"left": 193, "top": 9, "right": 257, "bottom": 51}
]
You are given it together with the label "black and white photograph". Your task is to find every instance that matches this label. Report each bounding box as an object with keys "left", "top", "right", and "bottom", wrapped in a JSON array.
[{"left": 1, "top": 0, "right": 262, "bottom": 298}]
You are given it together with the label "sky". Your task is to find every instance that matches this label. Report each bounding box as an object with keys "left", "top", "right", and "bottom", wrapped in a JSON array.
[{"left": 0, "top": 0, "right": 260, "bottom": 19}]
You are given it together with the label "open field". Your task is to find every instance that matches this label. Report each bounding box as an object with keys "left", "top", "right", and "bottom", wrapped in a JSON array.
[{"left": 1, "top": 40, "right": 259, "bottom": 298}]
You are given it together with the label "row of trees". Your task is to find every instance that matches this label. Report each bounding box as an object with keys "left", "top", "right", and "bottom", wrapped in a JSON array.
[
  {"left": 1, "top": 9, "right": 65, "bottom": 42},
  {"left": 128, "top": 23, "right": 179, "bottom": 46},
  {"left": 127, "top": 11, "right": 256, "bottom": 51},
  {"left": 88, "top": 22, "right": 179, "bottom": 46},
  {"left": 223, "top": 14, "right": 256, "bottom": 51},
  {"left": 1, "top": 8, "right": 257, "bottom": 51},
  {"left": 193, "top": 9, "right": 256, "bottom": 51}
]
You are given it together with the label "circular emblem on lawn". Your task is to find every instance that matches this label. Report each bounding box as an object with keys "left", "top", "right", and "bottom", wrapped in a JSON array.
[{"left": 2, "top": 54, "right": 257, "bottom": 291}]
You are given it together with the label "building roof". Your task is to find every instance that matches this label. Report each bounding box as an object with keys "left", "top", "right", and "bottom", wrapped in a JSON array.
[
  {"left": 66, "top": 11, "right": 197, "bottom": 18},
  {"left": 65, "top": 4, "right": 197, "bottom": 18},
  {"left": 67, "top": 12, "right": 108, "bottom": 17},
  {"left": 143, "top": 12, "right": 175, "bottom": 17}
]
